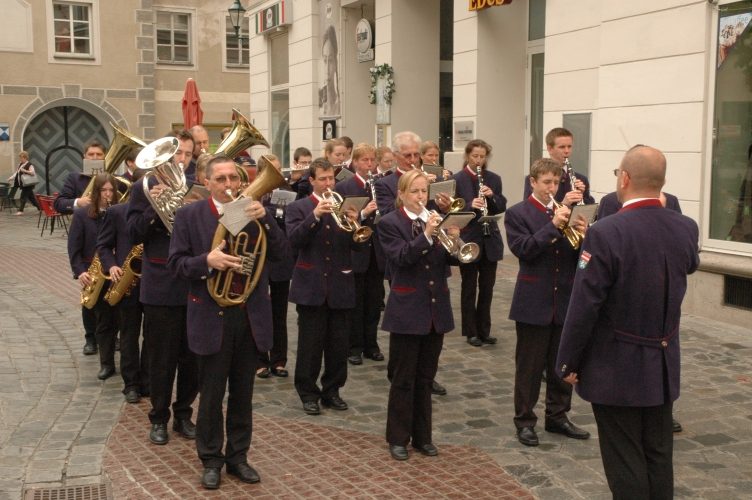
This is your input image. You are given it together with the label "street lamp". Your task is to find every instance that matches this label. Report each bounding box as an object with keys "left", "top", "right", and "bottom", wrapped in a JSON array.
[{"left": 227, "top": 0, "right": 247, "bottom": 41}]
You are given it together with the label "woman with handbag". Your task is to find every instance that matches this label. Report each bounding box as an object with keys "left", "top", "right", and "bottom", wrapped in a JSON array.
[{"left": 7, "top": 151, "right": 40, "bottom": 214}]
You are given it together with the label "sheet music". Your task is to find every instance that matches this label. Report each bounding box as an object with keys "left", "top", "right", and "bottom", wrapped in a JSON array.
[
  {"left": 340, "top": 196, "right": 369, "bottom": 217},
  {"left": 183, "top": 184, "right": 210, "bottom": 204},
  {"left": 219, "top": 197, "right": 253, "bottom": 236},
  {"left": 270, "top": 188, "right": 296, "bottom": 206},
  {"left": 82, "top": 159, "right": 104, "bottom": 176},
  {"left": 568, "top": 203, "right": 599, "bottom": 227},
  {"left": 439, "top": 212, "right": 475, "bottom": 231},
  {"left": 429, "top": 179, "right": 456, "bottom": 200},
  {"left": 335, "top": 168, "right": 354, "bottom": 181}
]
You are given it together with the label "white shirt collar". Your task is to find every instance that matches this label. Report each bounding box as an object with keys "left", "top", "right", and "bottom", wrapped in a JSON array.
[
  {"left": 532, "top": 193, "right": 554, "bottom": 210},
  {"left": 404, "top": 206, "right": 429, "bottom": 223},
  {"left": 622, "top": 197, "right": 657, "bottom": 208},
  {"left": 212, "top": 197, "right": 225, "bottom": 215}
]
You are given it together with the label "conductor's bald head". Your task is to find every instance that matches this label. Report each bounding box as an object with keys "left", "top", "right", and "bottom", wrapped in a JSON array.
[{"left": 616, "top": 145, "right": 666, "bottom": 203}]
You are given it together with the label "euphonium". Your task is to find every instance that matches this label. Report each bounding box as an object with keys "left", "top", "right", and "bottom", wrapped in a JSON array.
[
  {"left": 104, "top": 244, "right": 143, "bottom": 306},
  {"left": 207, "top": 160, "right": 287, "bottom": 307},
  {"left": 136, "top": 137, "right": 184, "bottom": 233},
  {"left": 419, "top": 202, "right": 480, "bottom": 264},
  {"left": 551, "top": 198, "right": 584, "bottom": 250},
  {"left": 80, "top": 255, "right": 110, "bottom": 309},
  {"left": 323, "top": 188, "right": 373, "bottom": 242},
  {"left": 82, "top": 123, "right": 146, "bottom": 202}
]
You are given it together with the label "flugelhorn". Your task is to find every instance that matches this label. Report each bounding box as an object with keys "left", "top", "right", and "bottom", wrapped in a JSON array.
[
  {"left": 551, "top": 197, "right": 584, "bottom": 249},
  {"left": 418, "top": 202, "right": 479, "bottom": 264},
  {"left": 82, "top": 123, "right": 145, "bottom": 202},
  {"left": 207, "top": 158, "right": 287, "bottom": 307},
  {"left": 323, "top": 188, "right": 373, "bottom": 242}
]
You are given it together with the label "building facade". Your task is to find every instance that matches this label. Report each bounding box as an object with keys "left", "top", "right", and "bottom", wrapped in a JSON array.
[
  {"left": 0, "top": 0, "right": 252, "bottom": 194},
  {"left": 246, "top": 0, "right": 751, "bottom": 326}
]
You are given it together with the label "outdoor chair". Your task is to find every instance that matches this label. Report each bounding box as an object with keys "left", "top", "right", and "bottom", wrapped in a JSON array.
[{"left": 37, "top": 194, "right": 68, "bottom": 237}]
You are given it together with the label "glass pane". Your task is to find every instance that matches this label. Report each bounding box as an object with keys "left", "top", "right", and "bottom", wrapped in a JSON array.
[
  {"left": 72, "top": 5, "right": 88, "bottom": 21},
  {"left": 55, "top": 37, "right": 71, "bottom": 53},
  {"left": 156, "top": 11, "right": 171, "bottom": 28},
  {"left": 53, "top": 4, "right": 70, "bottom": 20},
  {"left": 73, "top": 21, "right": 89, "bottom": 38},
  {"left": 270, "top": 33, "right": 289, "bottom": 86},
  {"left": 174, "top": 46, "right": 189, "bottom": 62},
  {"left": 529, "top": 52, "right": 545, "bottom": 163},
  {"left": 174, "top": 30, "right": 188, "bottom": 46},
  {"left": 157, "top": 45, "right": 171, "bottom": 61},
  {"left": 241, "top": 50, "right": 249, "bottom": 65},
  {"left": 156, "top": 29, "right": 171, "bottom": 45},
  {"left": 74, "top": 38, "right": 89, "bottom": 54},
  {"left": 55, "top": 20, "right": 71, "bottom": 37},
  {"left": 227, "top": 35, "right": 238, "bottom": 50},
  {"left": 710, "top": 1, "right": 752, "bottom": 244},
  {"left": 528, "top": 0, "right": 546, "bottom": 41},
  {"left": 271, "top": 90, "right": 290, "bottom": 167},
  {"left": 226, "top": 16, "right": 234, "bottom": 31},
  {"left": 175, "top": 14, "right": 189, "bottom": 31},
  {"left": 227, "top": 49, "right": 239, "bottom": 65}
]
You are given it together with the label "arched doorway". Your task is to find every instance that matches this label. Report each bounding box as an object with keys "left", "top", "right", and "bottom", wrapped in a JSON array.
[{"left": 23, "top": 106, "right": 108, "bottom": 194}]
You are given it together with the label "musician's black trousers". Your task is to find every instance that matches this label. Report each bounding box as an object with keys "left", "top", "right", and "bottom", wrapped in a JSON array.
[
  {"left": 81, "top": 306, "right": 97, "bottom": 346},
  {"left": 513, "top": 322, "right": 572, "bottom": 429},
  {"left": 92, "top": 293, "right": 117, "bottom": 371},
  {"left": 294, "top": 305, "right": 349, "bottom": 403},
  {"left": 142, "top": 305, "right": 198, "bottom": 424},
  {"left": 592, "top": 402, "right": 674, "bottom": 500},
  {"left": 257, "top": 279, "right": 289, "bottom": 369},
  {"left": 386, "top": 331, "right": 443, "bottom": 447},
  {"left": 196, "top": 306, "right": 257, "bottom": 468},
  {"left": 459, "top": 252, "right": 497, "bottom": 339},
  {"left": 349, "top": 260, "right": 384, "bottom": 356},
  {"left": 117, "top": 298, "right": 147, "bottom": 395}
]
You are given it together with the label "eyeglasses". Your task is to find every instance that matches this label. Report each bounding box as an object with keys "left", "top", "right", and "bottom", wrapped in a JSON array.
[{"left": 212, "top": 175, "right": 241, "bottom": 183}]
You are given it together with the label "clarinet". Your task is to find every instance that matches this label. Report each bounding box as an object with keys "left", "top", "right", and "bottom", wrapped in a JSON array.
[
  {"left": 564, "top": 158, "right": 585, "bottom": 206},
  {"left": 476, "top": 165, "right": 491, "bottom": 236},
  {"left": 367, "top": 171, "right": 381, "bottom": 223}
]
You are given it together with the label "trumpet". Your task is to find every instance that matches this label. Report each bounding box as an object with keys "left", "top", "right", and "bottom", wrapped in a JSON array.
[
  {"left": 419, "top": 202, "right": 480, "bottom": 263},
  {"left": 551, "top": 197, "right": 584, "bottom": 249},
  {"left": 323, "top": 188, "right": 373, "bottom": 242}
]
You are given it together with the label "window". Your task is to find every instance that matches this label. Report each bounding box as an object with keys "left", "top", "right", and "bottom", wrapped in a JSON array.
[
  {"left": 52, "top": 1, "right": 92, "bottom": 56},
  {"left": 225, "top": 16, "right": 249, "bottom": 67},
  {"left": 710, "top": 1, "right": 752, "bottom": 247},
  {"left": 156, "top": 11, "right": 191, "bottom": 64}
]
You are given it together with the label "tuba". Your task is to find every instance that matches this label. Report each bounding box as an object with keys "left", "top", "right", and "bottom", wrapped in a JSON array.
[
  {"left": 104, "top": 244, "right": 143, "bottom": 306},
  {"left": 207, "top": 158, "right": 287, "bottom": 307},
  {"left": 323, "top": 188, "right": 373, "bottom": 242},
  {"left": 80, "top": 256, "right": 110, "bottom": 309},
  {"left": 215, "top": 109, "right": 270, "bottom": 158},
  {"left": 136, "top": 137, "right": 183, "bottom": 233},
  {"left": 82, "top": 123, "right": 145, "bottom": 202},
  {"left": 551, "top": 198, "right": 584, "bottom": 249}
]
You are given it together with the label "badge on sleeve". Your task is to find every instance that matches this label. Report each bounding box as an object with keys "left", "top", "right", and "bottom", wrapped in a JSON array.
[{"left": 578, "top": 251, "right": 591, "bottom": 270}]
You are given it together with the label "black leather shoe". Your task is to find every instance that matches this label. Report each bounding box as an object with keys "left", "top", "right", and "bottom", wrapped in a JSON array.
[
  {"left": 124, "top": 390, "right": 140, "bottom": 404},
  {"left": 347, "top": 354, "right": 363, "bottom": 365},
  {"left": 467, "top": 336, "right": 483, "bottom": 347},
  {"left": 256, "top": 367, "right": 271, "bottom": 379},
  {"left": 545, "top": 420, "right": 590, "bottom": 440},
  {"left": 97, "top": 366, "right": 115, "bottom": 380},
  {"left": 227, "top": 462, "right": 260, "bottom": 484},
  {"left": 517, "top": 426, "right": 539, "bottom": 447},
  {"left": 672, "top": 418, "right": 682, "bottom": 433},
  {"left": 271, "top": 366, "right": 289, "bottom": 377},
  {"left": 173, "top": 418, "right": 196, "bottom": 439},
  {"left": 389, "top": 444, "right": 408, "bottom": 461},
  {"left": 431, "top": 380, "right": 447, "bottom": 396},
  {"left": 365, "top": 351, "right": 385, "bottom": 361},
  {"left": 481, "top": 336, "right": 498, "bottom": 345},
  {"left": 83, "top": 342, "right": 98, "bottom": 355},
  {"left": 149, "top": 423, "right": 168, "bottom": 445},
  {"left": 201, "top": 467, "right": 221, "bottom": 489},
  {"left": 321, "top": 395, "right": 348, "bottom": 411},
  {"left": 413, "top": 443, "right": 439, "bottom": 456},
  {"left": 303, "top": 401, "right": 321, "bottom": 415}
]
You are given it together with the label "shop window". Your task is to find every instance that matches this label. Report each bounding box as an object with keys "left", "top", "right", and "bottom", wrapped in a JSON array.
[
  {"left": 52, "top": 1, "right": 92, "bottom": 57},
  {"left": 156, "top": 11, "right": 192, "bottom": 64},
  {"left": 711, "top": 1, "right": 752, "bottom": 246},
  {"left": 225, "top": 16, "right": 249, "bottom": 67},
  {"left": 528, "top": 0, "right": 545, "bottom": 41}
]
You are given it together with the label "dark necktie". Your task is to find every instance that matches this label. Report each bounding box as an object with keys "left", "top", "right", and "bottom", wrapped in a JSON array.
[
  {"left": 546, "top": 207, "right": 554, "bottom": 219},
  {"left": 412, "top": 218, "right": 425, "bottom": 238}
]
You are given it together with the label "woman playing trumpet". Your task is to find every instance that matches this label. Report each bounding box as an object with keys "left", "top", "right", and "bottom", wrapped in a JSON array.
[{"left": 378, "top": 169, "right": 459, "bottom": 461}]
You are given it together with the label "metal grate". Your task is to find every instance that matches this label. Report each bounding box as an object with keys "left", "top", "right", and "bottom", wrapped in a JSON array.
[
  {"left": 724, "top": 275, "right": 752, "bottom": 310},
  {"left": 23, "top": 484, "right": 109, "bottom": 500}
]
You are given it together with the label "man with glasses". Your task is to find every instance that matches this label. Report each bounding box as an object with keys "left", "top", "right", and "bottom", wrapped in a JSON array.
[{"left": 290, "top": 147, "right": 313, "bottom": 200}]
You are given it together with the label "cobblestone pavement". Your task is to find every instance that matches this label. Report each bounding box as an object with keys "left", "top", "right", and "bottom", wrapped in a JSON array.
[{"left": 1, "top": 208, "right": 751, "bottom": 499}]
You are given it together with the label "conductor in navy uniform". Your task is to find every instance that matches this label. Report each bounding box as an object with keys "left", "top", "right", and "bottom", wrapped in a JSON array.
[{"left": 557, "top": 145, "right": 700, "bottom": 500}]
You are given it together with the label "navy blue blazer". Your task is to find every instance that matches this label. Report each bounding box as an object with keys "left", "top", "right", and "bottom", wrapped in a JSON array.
[
  {"left": 67, "top": 207, "right": 105, "bottom": 278},
  {"left": 505, "top": 197, "right": 580, "bottom": 326},
  {"left": 126, "top": 175, "right": 188, "bottom": 306},
  {"left": 378, "top": 209, "right": 455, "bottom": 335},
  {"left": 556, "top": 199, "right": 700, "bottom": 407},
  {"left": 597, "top": 191, "right": 681, "bottom": 220},
  {"left": 55, "top": 173, "right": 90, "bottom": 214},
  {"left": 263, "top": 203, "right": 294, "bottom": 282},
  {"left": 168, "top": 198, "right": 286, "bottom": 355},
  {"left": 374, "top": 170, "right": 403, "bottom": 216},
  {"left": 523, "top": 170, "right": 595, "bottom": 205},
  {"left": 97, "top": 203, "right": 133, "bottom": 270},
  {"left": 335, "top": 174, "right": 380, "bottom": 273},
  {"left": 453, "top": 166, "right": 507, "bottom": 262},
  {"left": 286, "top": 195, "right": 365, "bottom": 308}
]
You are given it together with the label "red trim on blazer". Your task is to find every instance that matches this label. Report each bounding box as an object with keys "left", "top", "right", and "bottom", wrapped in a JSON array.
[
  {"left": 527, "top": 195, "right": 549, "bottom": 214},
  {"left": 391, "top": 286, "right": 416, "bottom": 293},
  {"left": 208, "top": 197, "right": 220, "bottom": 219},
  {"left": 618, "top": 198, "right": 662, "bottom": 213},
  {"left": 147, "top": 257, "right": 167, "bottom": 264}
]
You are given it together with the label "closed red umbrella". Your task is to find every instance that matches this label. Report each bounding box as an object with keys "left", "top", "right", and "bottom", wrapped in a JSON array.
[{"left": 182, "top": 78, "right": 203, "bottom": 129}]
